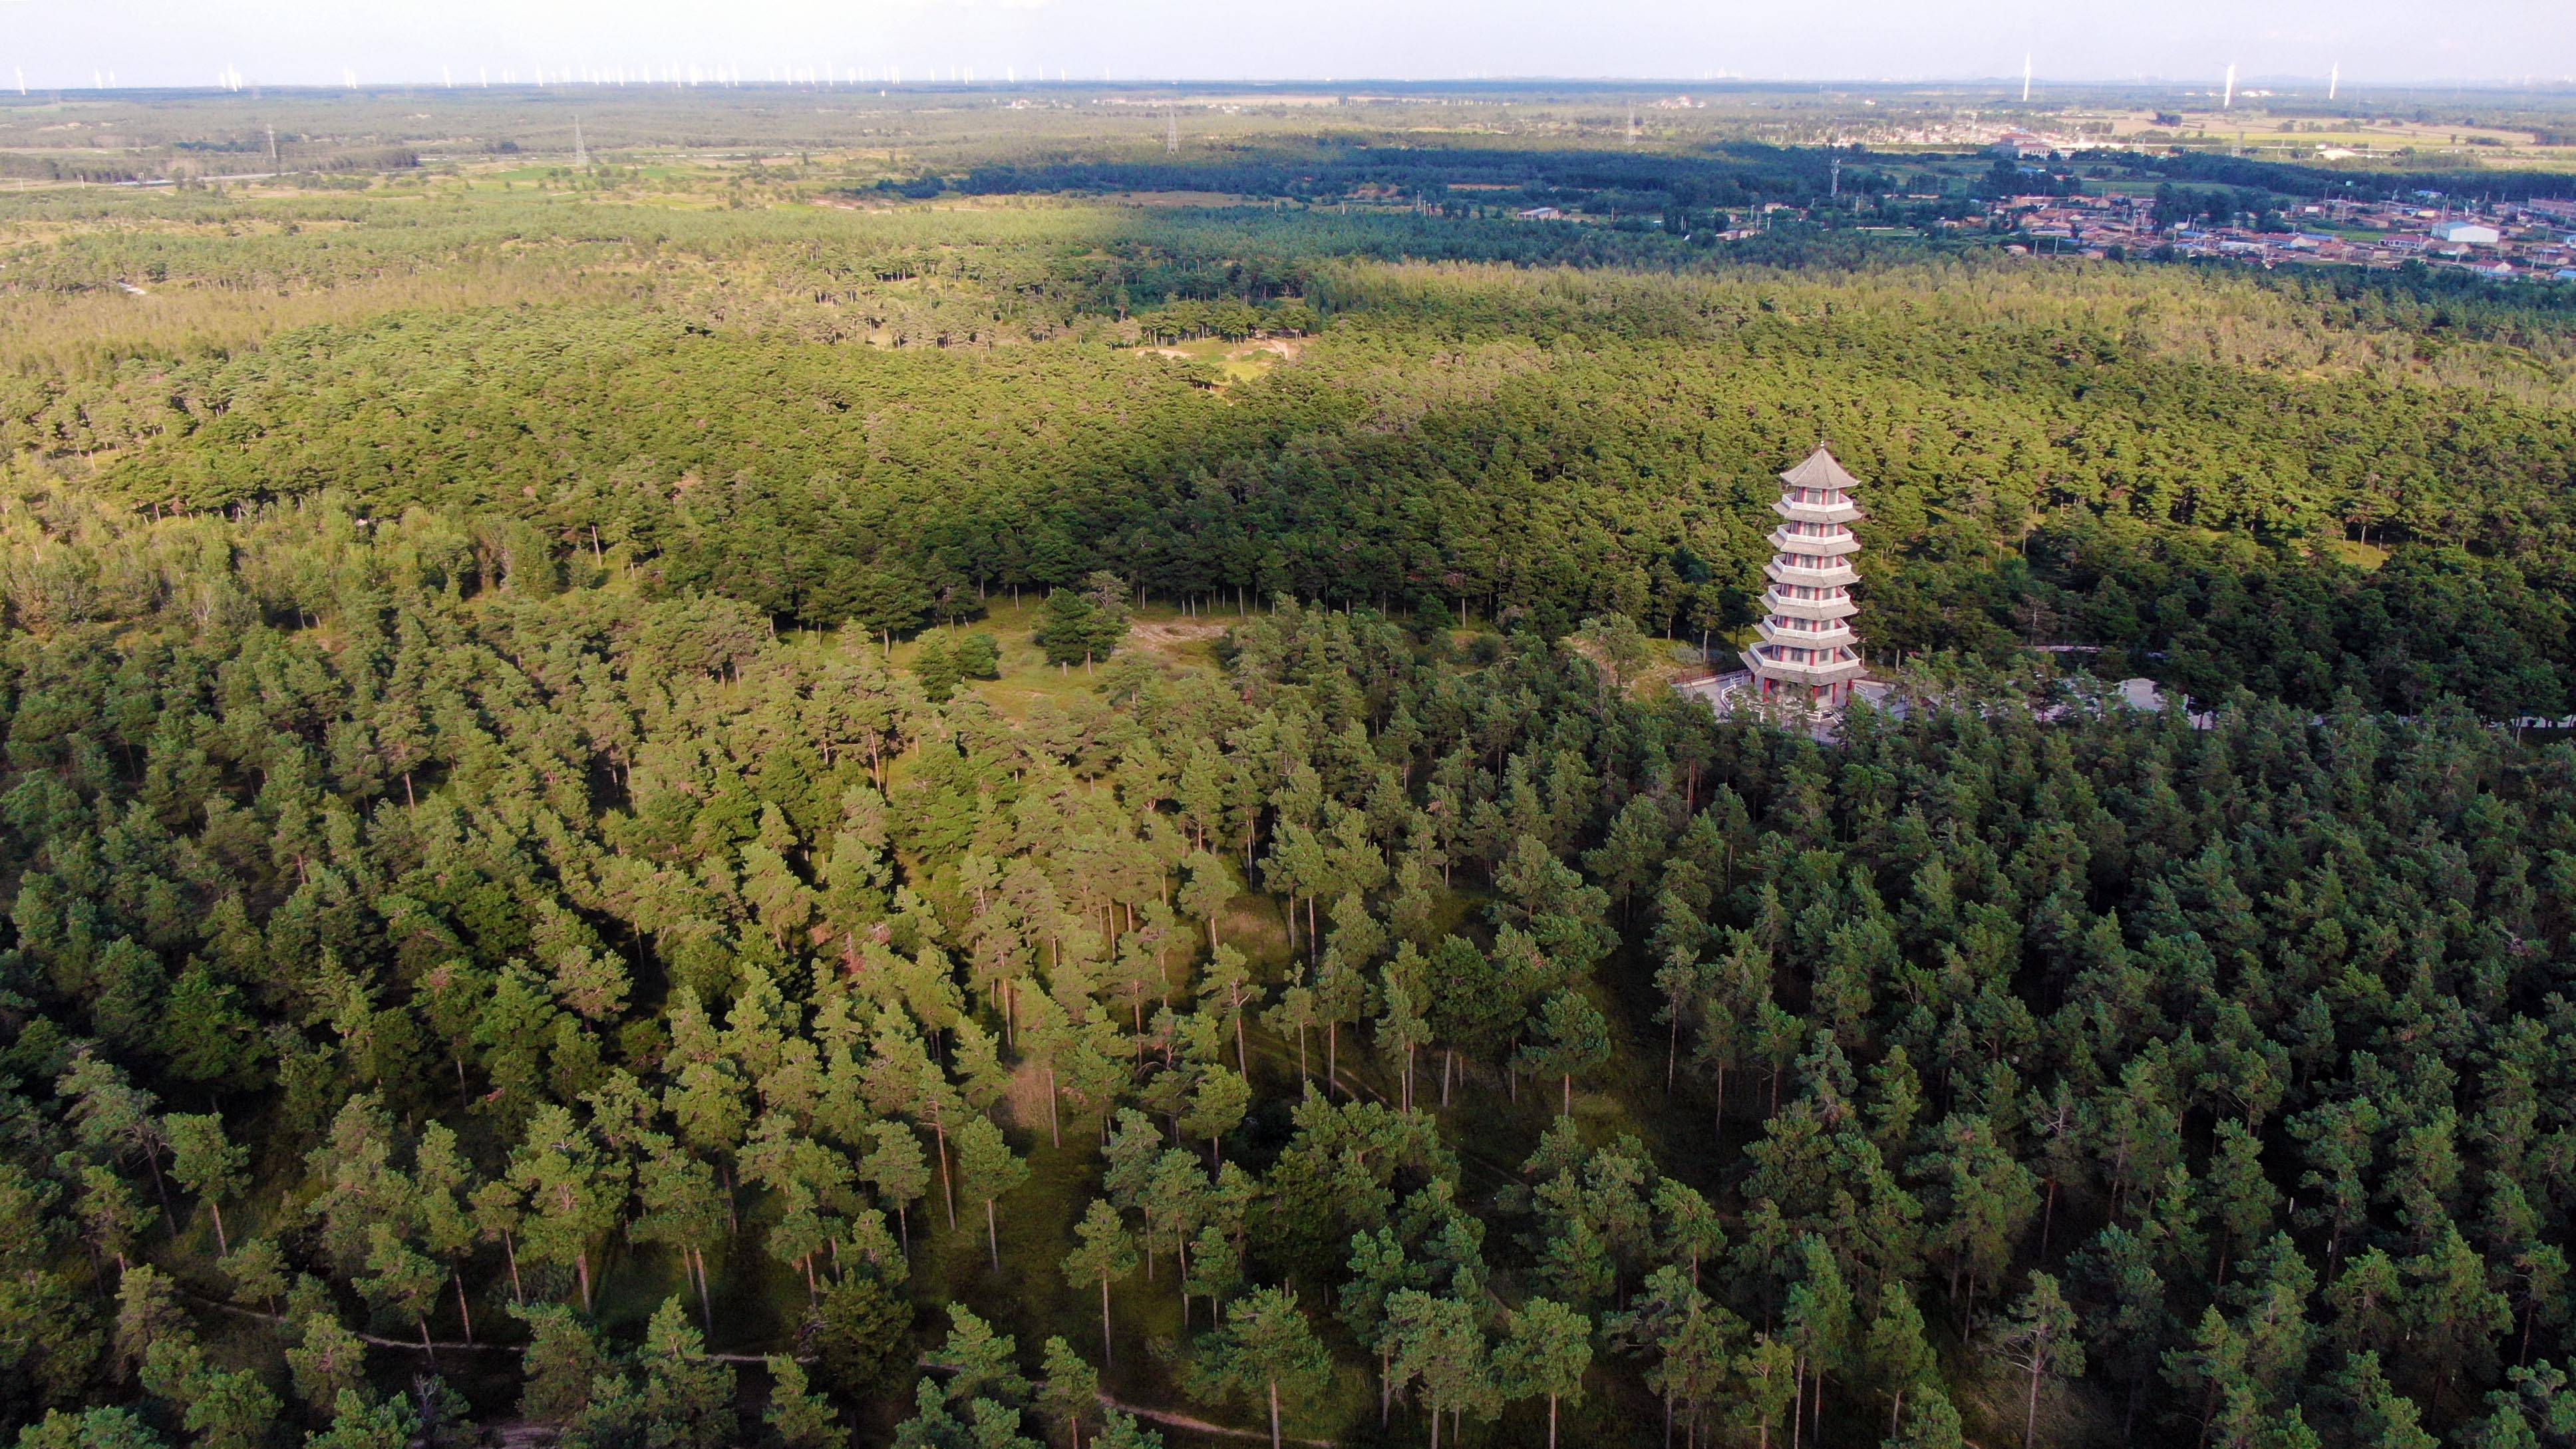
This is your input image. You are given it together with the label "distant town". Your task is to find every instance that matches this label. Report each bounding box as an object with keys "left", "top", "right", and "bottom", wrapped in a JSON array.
[
  {"left": 1978, "top": 189, "right": 2571, "bottom": 281},
  {"left": 1520, "top": 115, "right": 2576, "bottom": 283},
  {"left": 1548, "top": 182, "right": 2576, "bottom": 283},
  {"left": 1965, "top": 126, "right": 2576, "bottom": 280}
]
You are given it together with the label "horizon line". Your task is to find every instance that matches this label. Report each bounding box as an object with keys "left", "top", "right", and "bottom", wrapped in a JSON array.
[{"left": 12, "top": 74, "right": 2576, "bottom": 95}]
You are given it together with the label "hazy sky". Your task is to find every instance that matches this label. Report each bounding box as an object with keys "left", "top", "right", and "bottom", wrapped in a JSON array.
[{"left": 10, "top": 0, "right": 2574, "bottom": 92}]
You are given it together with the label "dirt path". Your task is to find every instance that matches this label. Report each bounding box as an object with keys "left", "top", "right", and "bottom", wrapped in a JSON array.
[
  {"left": 1102, "top": 1394, "right": 1333, "bottom": 1447},
  {"left": 1128, "top": 619, "right": 1231, "bottom": 648},
  {"left": 196, "top": 1294, "right": 1335, "bottom": 1444}
]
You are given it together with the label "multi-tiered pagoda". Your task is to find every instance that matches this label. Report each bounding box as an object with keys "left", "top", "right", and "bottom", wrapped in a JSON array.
[{"left": 1742, "top": 446, "right": 1867, "bottom": 707}]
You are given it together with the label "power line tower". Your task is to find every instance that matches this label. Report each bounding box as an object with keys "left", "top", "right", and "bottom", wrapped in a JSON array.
[
  {"left": 1627, "top": 103, "right": 1639, "bottom": 145},
  {"left": 573, "top": 116, "right": 588, "bottom": 167},
  {"left": 1165, "top": 106, "right": 1178, "bottom": 154},
  {"left": 1830, "top": 154, "right": 1841, "bottom": 199}
]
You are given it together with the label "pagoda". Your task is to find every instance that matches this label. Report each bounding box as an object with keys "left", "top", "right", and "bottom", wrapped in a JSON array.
[{"left": 1741, "top": 446, "right": 1867, "bottom": 707}]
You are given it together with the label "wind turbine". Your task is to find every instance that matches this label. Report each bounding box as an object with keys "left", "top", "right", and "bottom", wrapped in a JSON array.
[
  {"left": 2222, "top": 62, "right": 2236, "bottom": 108},
  {"left": 2329, "top": 62, "right": 2339, "bottom": 101},
  {"left": 2022, "top": 53, "right": 2032, "bottom": 103}
]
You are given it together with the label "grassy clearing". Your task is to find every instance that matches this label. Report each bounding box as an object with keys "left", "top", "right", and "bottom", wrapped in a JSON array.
[{"left": 1129, "top": 337, "right": 1303, "bottom": 387}]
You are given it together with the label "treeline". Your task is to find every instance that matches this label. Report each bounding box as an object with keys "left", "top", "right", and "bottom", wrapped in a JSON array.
[
  {"left": 0, "top": 155, "right": 146, "bottom": 185},
  {"left": 2026, "top": 525, "right": 2574, "bottom": 715},
  {"left": 2129, "top": 149, "right": 2576, "bottom": 205},
  {"left": 951, "top": 142, "right": 1882, "bottom": 214}
]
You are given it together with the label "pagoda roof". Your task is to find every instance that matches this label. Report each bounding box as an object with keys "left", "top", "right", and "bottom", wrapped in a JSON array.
[{"left": 1780, "top": 446, "right": 1863, "bottom": 493}]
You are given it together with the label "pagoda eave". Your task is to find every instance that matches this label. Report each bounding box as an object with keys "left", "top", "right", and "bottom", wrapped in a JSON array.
[
  {"left": 1756, "top": 621, "right": 1856, "bottom": 649},
  {"left": 1761, "top": 593, "right": 1858, "bottom": 622},
  {"left": 1741, "top": 651, "right": 1867, "bottom": 687},
  {"left": 1773, "top": 500, "right": 1864, "bottom": 525},
  {"left": 1766, "top": 561, "right": 1859, "bottom": 587}
]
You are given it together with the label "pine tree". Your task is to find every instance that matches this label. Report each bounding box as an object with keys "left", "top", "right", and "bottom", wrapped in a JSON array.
[
  {"left": 287, "top": 1309, "right": 373, "bottom": 1418},
  {"left": 2324, "top": 1351, "right": 2436, "bottom": 1449},
  {"left": 1517, "top": 989, "right": 1612, "bottom": 1118},
  {"left": 1886, "top": 1390, "right": 1967, "bottom": 1449},
  {"left": 956, "top": 1117, "right": 1028, "bottom": 1275},
  {"left": 1494, "top": 1297, "right": 1591, "bottom": 1449},
  {"left": 2071, "top": 1223, "right": 2174, "bottom": 1440},
  {"left": 412, "top": 1122, "right": 482, "bottom": 1343},
  {"left": 2400, "top": 1219, "right": 2512, "bottom": 1392},
  {"left": 1387, "top": 1288, "right": 1492, "bottom": 1449},
  {"left": 1096, "top": 1410, "right": 1166, "bottom": 1449},
  {"left": 1179, "top": 854, "right": 1240, "bottom": 956},
  {"left": 2206, "top": 1120, "right": 2279, "bottom": 1287},
  {"left": 1989, "top": 1273, "right": 2084, "bottom": 1449},
  {"left": 1784, "top": 1236, "right": 1854, "bottom": 1446},
  {"left": 162, "top": 1114, "right": 245, "bottom": 1256},
  {"left": 1653, "top": 1180, "right": 1726, "bottom": 1292},
  {"left": 220, "top": 1237, "right": 287, "bottom": 1313},
  {"left": 1063, "top": 1199, "right": 1139, "bottom": 1366},
  {"left": 506, "top": 1106, "right": 627, "bottom": 1313},
  {"left": 1037, "top": 591, "right": 1106, "bottom": 669},
  {"left": 1731, "top": 1335, "right": 1798, "bottom": 1449},
  {"left": 184, "top": 1371, "right": 285, "bottom": 1449},
  {"left": 638, "top": 1295, "right": 738, "bottom": 1449},
  {"left": 1914, "top": 1112, "right": 2039, "bottom": 1317},
  {"left": 1862, "top": 1281, "right": 1939, "bottom": 1437},
  {"left": 1378, "top": 968, "right": 1433, "bottom": 1112},
  {"left": 861, "top": 1122, "right": 931, "bottom": 1255},
  {"left": 635, "top": 1144, "right": 731, "bottom": 1334},
  {"left": 935, "top": 1304, "right": 1029, "bottom": 1406},
  {"left": 359, "top": 1223, "right": 448, "bottom": 1363},
  {"left": 1182, "top": 1068, "right": 1252, "bottom": 1166},
  {"left": 1038, "top": 1337, "right": 1102, "bottom": 1449},
  {"left": 814, "top": 1277, "right": 913, "bottom": 1398},
  {"left": 514, "top": 1303, "right": 611, "bottom": 1425},
  {"left": 1187, "top": 1285, "right": 1332, "bottom": 1449},
  {"left": 1184, "top": 1222, "right": 1244, "bottom": 1325},
  {"left": 762, "top": 1355, "right": 848, "bottom": 1449},
  {"left": 18, "top": 1406, "right": 170, "bottom": 1449}
]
